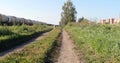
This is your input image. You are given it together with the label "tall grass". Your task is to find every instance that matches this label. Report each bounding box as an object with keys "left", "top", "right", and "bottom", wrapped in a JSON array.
[
  {"left": 0, "top": 27, "right": 61, "bottom": 63},
  {"left": 0, "top": 25, "right": 52, "bottom": 52},
  {"left": 65, "top": 23, "right": 120, "bottom": 63}
]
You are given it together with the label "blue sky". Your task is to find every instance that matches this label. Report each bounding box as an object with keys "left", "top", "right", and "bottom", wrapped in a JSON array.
[{"left": 0, "top": 0, "right": 120, "bottom": 25}]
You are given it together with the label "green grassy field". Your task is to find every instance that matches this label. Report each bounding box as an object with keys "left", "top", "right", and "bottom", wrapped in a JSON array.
[
  {"left": 0, "top": 27, "right": 61, "bottom": 63},
  {"left": 0, "top": 25, "right": 52, "bottom": 52},
  {"left": 65, "top": 23, "right": 120, "bottom": 63}
]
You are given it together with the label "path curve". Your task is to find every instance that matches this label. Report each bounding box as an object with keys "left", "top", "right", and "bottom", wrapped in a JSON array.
[{"left": 56, "top": 29, "right": 80, "bottom": 63}]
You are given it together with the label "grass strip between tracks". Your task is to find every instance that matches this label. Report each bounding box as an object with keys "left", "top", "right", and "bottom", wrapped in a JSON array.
[{"left": 0, "top": 27, "right": 61, "bottom": 63}]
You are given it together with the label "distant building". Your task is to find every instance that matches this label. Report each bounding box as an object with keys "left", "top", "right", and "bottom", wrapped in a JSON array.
[{"left": 100, "top": 18, "right": 120, "bottom": 24}]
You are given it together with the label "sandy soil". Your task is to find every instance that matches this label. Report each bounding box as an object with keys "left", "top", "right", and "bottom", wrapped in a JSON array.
[
  {"left": 0, "top": 31, "right": 51, "bottom": 59},
  {"left": 56, "top": 29, "right": 80, "bottom": 63}
]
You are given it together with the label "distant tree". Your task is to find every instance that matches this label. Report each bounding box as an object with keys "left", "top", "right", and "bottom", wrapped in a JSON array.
[
  {"left": 78, "top": 18, "right": 90, "bottom": 25},
  {"left": 81, "top": 19, "right": 89, "bottom": 24},
  {"left": 60, "top": 0, "right": 77, "bottom": 27},
  {"left": 78, "top": 17, "right": 84, "bottom": 22}
]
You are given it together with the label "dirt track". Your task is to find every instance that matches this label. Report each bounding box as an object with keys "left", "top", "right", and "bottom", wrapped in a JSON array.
[
  {"left": 0, "top": 31, "right": 50, "bottom": 59},
  {"left": 56, "top": 29, "right": 80, "bottom": 63}
]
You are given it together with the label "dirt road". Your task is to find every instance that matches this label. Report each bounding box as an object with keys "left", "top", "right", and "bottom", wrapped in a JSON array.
[
  {"left": 0, "top": 31, "right": 51, "bottom": 59},
  {"left": 56, "top": 29, "right": 80, "bottom": 63}
]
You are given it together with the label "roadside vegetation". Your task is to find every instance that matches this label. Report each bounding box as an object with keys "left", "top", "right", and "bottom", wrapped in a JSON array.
[
  {"left": 0, "top": 27, "right": 61, "bottom": 63},
  {"left": 65, "top": 22, "right": 120, "bottom": 63},
  {"left": 0, "top": 24, "right": 52, "bottom": 52}
]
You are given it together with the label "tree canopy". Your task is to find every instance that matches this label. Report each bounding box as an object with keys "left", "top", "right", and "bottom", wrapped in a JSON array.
[{"left": 60, "top": 0, "right": 77, "bottom": 27}]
